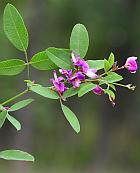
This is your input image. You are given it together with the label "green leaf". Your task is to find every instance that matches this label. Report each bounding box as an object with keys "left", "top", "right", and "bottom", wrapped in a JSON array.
[
  {"left": 3, "top": 3, "right": 28, "bottom": 51},
  {"left": 0, "top": 110, "right": 8, "bottom": 128},
  {"left": 0, "top": 59, "right": 25, "bottom": 75},
  {"left": 9, "top": 99, "right": 34, "bottom": 112},
  {"left": 7, "top": 114, "right": 21, "bottom": 131},
  {"left": 87, "top": 60, "right": 105, "bottom": 70},
  {"left": 78, "top": 83, "right": 96, "bottom": 97},
  {"left": 63, "top": 87, "right": 79, "bottom": 99},
  {"left": 61, "top": 103, "right": 80, "bottom": 133},
  {"left": 30, "top": 51, "right": 58, "bottom": 70},
  {"left": 103, "top": 72, "right": 123, "bottom": 83},
  {"left": 104, "top": 59, "right": 110, "bottom": 72},
  {"left": 0, "top": 150, "right": 34, "bottom": 161},
  {"left": 104, "top": 89, "right": 115, "bottom": 100},
  {"left": 46, "top": 47, "right": 72, "bottom": 70},
  {"left": 108, "top": 52, "right": 115, "bottom": 68},
  {"left": 0, "top": 105, "right": 3, "bottom": 110},
  {"left": 30, "top": 85, "right": 60, "bottom": 99},
  {"left": 70, "top": 24, "right": 89, "bottom": 58},
  {"left": 109, "top": 84, "right": 116, "bottom": 91}
]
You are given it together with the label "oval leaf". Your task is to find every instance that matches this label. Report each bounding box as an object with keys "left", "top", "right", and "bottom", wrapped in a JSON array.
[
  {"left": 0, "top": 59, "right": 25, "bottom": 75},
  {"left": 63, "top": 87, "right": 79, "bottom": 99},
  {"left": 9, "top": 99, "right": 34, "bottom": 112},
  {"left": 108, "top": 52, "right": 115, "bottom": 68},
  {"left": 0, "top": 105, "right": 3, "bottom": 110},
  {"left": 0, "top": 150, "right": 34, "bottom": 161},
  {"left": 109, "top": 84, "right": 116, "bottom": 91},
  {"left": 30, "top": 51, "right": 57, "bottom": 70},
  {"left": 87, "top": 60, "right": 105, "bottom": 70},
  {"left": 104, "top": 59, "right": 110, "bottom": 72},
  {"left": 3, "top": 4, "right": 28, "bottom": 51},
  {"left": 70, "top": 24, "right": 89, "bottom": 58},
  {"left": 104, "top": 89, "right": 115, "bottom": 100},
  {"left": 0, "top": 110, "right": 8, "bottom": 128},
  {"left": 78, "top": 83, "right": 96, "bottom": 97},
  {"left": 61, "top": 103, "right": 80, "bottom": 133},
  {"left": 7, "top": 114, "right": 21, "bottom": 131},
  {"left": 46, "top": 47, "right": 72, "bottom": 70},
  {"left": 30, "top": 85, "right": 60, "bottom": 99},
  {"left": 103, "top": 72, "right": 123, "bottom": 83}
]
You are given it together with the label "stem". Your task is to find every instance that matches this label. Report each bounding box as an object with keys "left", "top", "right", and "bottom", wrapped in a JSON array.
[
  {"left": 85, "top": 78, "right": 100, "bottom": 82},
  {"left": 100, "top": 66, "right": 125, "bottom": 77},
  {"left": 1, "top": 89, "right": 29, "bottom": 106},
  {"left": 60, "top": 99, "right": 62, "bottom": 105},
  {"left": 24, "top": 51, "right": 30, "bottom": 79},
  {"left": 112, "top": 82, "right": 128, "bottom": 88}
]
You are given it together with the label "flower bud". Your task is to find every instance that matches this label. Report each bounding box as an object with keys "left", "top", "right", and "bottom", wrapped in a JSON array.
[
  {"left": 92, "top": 85, "right": 104, "bottom": 95},
  {"left": 124, "top": 57, "right": 138, "bottom": 73}
]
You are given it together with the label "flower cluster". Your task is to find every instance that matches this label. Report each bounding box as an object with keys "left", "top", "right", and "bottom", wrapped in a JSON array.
[
  {"left": 50, "top": 52, "right": 98, "bottom": 93},
  {"left": 50, "top": 52, "right": 138, "bottom": 104}
]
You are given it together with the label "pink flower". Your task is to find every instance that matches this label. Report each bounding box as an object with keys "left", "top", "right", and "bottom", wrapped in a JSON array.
[
  {"left": 124, "top": 57, "right": 138, "bottom": 73},
  {"left": 71, "top": 52, "right": 80, "bottom": 64},
  {"left": 50, "top": 70, "right": 67, "bottom": 94},
  {"left": 4, "top": 106, "right": 10, "bottom": 110},
  {"left": 71, "top": 52, "right": 89, "bottom": 72},
  {"left": 70, "top": 72, "right": 85, "bottom": 88},
  {"left": 92, "top": 85, "right": 104, "bottom": 95},
  {"left": 59, "top": 69, "right": 72, "bottom": 78},
  {"left": 85, "top": 69, "right": 98, "bottom": 78},
  {"left": 71, "top": 52, "right": 98, "bottom": 78}
]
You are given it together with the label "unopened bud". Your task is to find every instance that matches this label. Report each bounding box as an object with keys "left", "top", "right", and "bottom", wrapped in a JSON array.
[{"left": 126, "top": 84, "right": 136, "bottom": 91}]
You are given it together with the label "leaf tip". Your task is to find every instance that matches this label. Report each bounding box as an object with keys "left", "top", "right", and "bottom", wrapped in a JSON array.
[
  {"left": 76, "top": 127, "right": 80, "bottom": 134},
  {"left": 5, "top": 3, "right": 14, "bottom": 9},
  {"left": 31, "top": 156, "right": 35, "bottom": 162}
]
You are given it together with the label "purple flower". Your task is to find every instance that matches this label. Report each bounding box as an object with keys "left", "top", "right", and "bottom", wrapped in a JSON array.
[
  {"left": 92, "top": 85, "right": 104, "bottom": 95},
  {"left": 78, "top": 59, "right": 89, "bottom": 72},
  {"left": 71, "top": 52, "right": 80, "bottom": 64},
  {"left": 70, "top": 72, "right": 85, "bottom": 88},
  {"left": 59, "top": 69, "right": 72, "bottom": 78},
  {"left": 85, "top": 68, "right": 98, "bottom": 78},
  {"left": 71, "top": 52, "right": 98, "bottom": 78},
  {"left": 4, "top": 106, "right": 10, "bottom": 110},
  {"left": 124, "top": 57, "right": 138, "bottom": 73},
  {"left": 50, "top": 70, "right": 67, "bottom": 94},
  {"left": 71, "top": 52, "right": 89, "bottom": 72}
]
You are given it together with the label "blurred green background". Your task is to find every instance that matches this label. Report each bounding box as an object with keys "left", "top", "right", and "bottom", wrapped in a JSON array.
[{"left": 0, "top": 0, "right": 140, "bottom": 173}]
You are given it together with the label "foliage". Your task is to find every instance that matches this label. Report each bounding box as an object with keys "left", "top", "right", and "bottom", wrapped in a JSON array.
[{"left": 0, "top": 3, "right": 137, "bottom": 162}]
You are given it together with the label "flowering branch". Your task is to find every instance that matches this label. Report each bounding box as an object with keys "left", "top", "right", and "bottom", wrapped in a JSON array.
[{"left": 0, "top": 3, "right": 138, "bottom": 162}]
